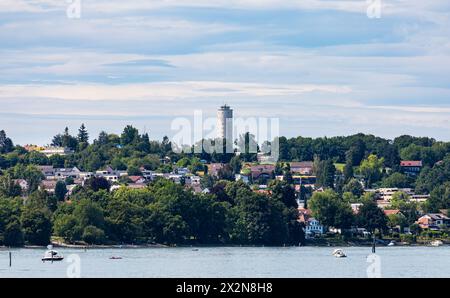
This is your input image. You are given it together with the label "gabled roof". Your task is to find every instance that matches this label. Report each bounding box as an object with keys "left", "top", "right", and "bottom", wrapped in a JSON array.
[
  {"left": 427, "top": 213, "right": 450, "bottom": 220},
  {"left": 129, "top": 176, "right": 144, "bottom": 183}
]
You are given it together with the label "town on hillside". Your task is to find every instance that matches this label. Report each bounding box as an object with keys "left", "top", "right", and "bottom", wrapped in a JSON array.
[{"left": 0, "top": 121, "right": 449, "bottom": 247}]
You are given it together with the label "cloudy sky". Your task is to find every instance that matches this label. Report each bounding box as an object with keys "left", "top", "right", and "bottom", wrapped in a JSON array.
[{"left": 1, "top": 0, "right": 450, "bottom": 145}]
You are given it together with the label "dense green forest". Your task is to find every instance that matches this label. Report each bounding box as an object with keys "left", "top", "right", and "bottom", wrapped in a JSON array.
[{"left": 0, "top": 126, "right": 449, "bottom": 247}]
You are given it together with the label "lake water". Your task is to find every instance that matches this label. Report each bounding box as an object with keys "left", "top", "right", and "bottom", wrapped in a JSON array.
[{"left": 0, "top": 246, "right": 449, "bottom": 278}]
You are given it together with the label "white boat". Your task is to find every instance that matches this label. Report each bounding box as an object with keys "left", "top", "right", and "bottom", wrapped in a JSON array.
[
  {"left": 42, "top": 245, "right": 64, "bottom": 262},
  {"left": 388, "top": 241, "right": 396, "bottom": 247},
  {"left": 332, "top": 249, "right": 347, "bottom": 258},
  {"left": 430, "top": 240, "right": 443, "bottom": 247}
]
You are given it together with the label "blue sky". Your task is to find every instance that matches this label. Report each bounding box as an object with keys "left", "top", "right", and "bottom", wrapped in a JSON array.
[{"left": 1, "top": 0, "right": 450, "bottom": 145}]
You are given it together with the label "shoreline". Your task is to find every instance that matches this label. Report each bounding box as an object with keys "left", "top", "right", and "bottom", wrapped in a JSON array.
[{"left": 1, "top": 242, "right": 448, "bottom": 250}]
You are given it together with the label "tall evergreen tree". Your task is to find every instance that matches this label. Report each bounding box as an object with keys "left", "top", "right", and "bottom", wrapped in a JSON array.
[
  {"left": 343, "top": 150, "right": 354, "bottom": 182},
  {"left": 0, "top": 130, "right": 14, "bottom": 154},
  {"left": 314, "top": 157, "right": 336, "bottom": 189},
  {"left": 78, "top": 123, "right": 89, "bottom": 143}
]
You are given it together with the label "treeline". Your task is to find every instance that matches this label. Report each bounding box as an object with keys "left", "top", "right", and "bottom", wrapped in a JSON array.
[
  {"left": 0, "top": 178, "right": 303, "bottom": 247},
  {"left": 278, "top": 134, "right": 449, "bottom": 168},
  {"left": 1, "top": 126, "right": 449, "bottom": 175}
]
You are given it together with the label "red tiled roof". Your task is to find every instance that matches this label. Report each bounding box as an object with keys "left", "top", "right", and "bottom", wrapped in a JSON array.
[
  {"left": 400, "top": 161, "right": 422, "bottom": 167},
  {"left": 384, "top": 209, "right": 401, "bottom": 216},
  {"left": 250, "top": 165, "right": 275, "bottom": 178}
]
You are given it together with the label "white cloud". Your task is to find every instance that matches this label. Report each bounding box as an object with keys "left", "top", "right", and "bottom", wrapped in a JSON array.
[{"left": 0, "top": 81, "right": 351, "bottom": 101}]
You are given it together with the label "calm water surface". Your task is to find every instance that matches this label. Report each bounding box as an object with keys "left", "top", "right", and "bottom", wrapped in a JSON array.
[{"left": 0, "top": 246, "right": 449, "bottom": 278}]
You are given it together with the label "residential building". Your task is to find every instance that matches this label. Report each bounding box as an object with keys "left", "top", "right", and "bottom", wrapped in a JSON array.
[
  {"left": 207, "top": 163, "right": 225, "bottom": 177},
  {"left": 24, "top": 144, "right": 46, "bottom": 152},
  {"left": 292, "top": 175, "right": 316, "bottom": 188},
  {"left": 183, "top": 176, "right": 197, "bottom": 186},
  {"left": 410, "top": 194, "right": 430, "bottom": 203},
  {"left": 289, "top": 161, "right": 314, "bottom": 175},
  {"left": 54, "top": 167, "right": 82, "bottom": 180},
  {"left": 400, "top": 160, "right": 423, "bottom": 176},
  {"left": 168, "top": 174, "right": 183, "bottom": 184},
  {"left": 298, "top": 208, "right": 325, "bottom": 237},
  {"left": 374, "top": 188, "right": 415, "bottom": 201},
  {"left": 96, "top": 166, "right": 115, "bottom": 176},
  {"left": 128, "top": 176, "right": 146, "bottom": 184},
  {"left": 176, "top": 167, "right": 190, "bottom": 175},
  {"left": 41, "top": 146, "right": 74, "bottom": 157},
  {"left": 38, "top": 165, "right": 56, "bottom": 179},
  {"left": 305, "top": 218, "right": 325, "bottom": 236},
  {"left": 366, "top": 187, "right": 430, "bottom": 208},
  {"left": 39, "top": 180, "right": 57, "bottom": 193},
  {"left": 103, "top": 174, "right": 119, "bottom": 182},
  {"left": 277, "top": 174, "right": 316, "bottom": 191},
  {"left": 79, "top": 172, "right": 94, "bottom": 180},
  {"left": 96, "top": 166, "right": 127, "bottom": 182},
  {"left": 250, "top": 164, "right": 275, "bottom": 180},
  {"left": 417, "top": 213, "right": 450, "bottom": 230},
  {"left": 140, "top": 168, "right": 154, "bottom": 180},
  {"left": 14, "top": 179, "right": 28, "bottom": 192}
]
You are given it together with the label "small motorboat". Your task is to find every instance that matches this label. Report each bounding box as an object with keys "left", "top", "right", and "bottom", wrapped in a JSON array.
[
  {"left": 109, "top": 256, "right": 123, "bottom": 260},
  {"left": 42, "top": 250, "right": 64, "bottom": 262},
  {"left": 430, "top": 240, "right": 444, "bottom": 247},
  {"left": 332, "top": 249, "right": 347, "bottom": 258},
  {"left": 388, "top": 241, "right": 396, "bottom": 247}
]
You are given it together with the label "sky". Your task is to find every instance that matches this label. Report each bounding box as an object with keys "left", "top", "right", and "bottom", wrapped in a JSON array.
[{"left": 1, "top": 0, "right": 450, "bottom": 145}]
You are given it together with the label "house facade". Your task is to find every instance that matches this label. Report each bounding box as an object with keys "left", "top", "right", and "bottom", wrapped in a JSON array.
[
  {"left": 289, "top": 161, "right": 314, "bottom": 175},
  {"left": 400, "top": 161, "right": 423, "bottom": 176},
  {"left": 298, "top": 208, "right": 325, "bottom": 237},
  {"left": 417, "top": 213, "right": 450, "bottom": 230},
  {"left": 305, "top": 218, "right": 325, "bottom": 236},
  {"left": 250, "top": 164, "right": 275, "bottom": 181}
]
